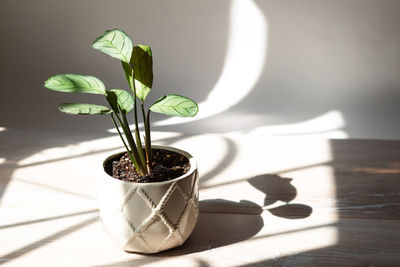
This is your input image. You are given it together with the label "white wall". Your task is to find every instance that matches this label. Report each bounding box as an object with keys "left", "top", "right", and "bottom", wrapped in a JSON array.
[{"left": 0, "top": 0, "right": 399, "bottom": 139}]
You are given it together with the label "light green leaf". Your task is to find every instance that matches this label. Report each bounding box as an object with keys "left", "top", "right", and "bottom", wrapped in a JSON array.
[
  {"left": 92, "top": 29, "right": 133, "bottom": 64},
  {"left": 121, "top": 45, "right": 153, "bottom": 101},
  {"left": 132, "top": 45, "right": 153, "bottom": 101},
  {"left": 106, "top": 89, "right": 134, "bottom": 114},
  {"left": 58, "top": 103, "right": 112, "bottom": 115},
  {"left": 150, "top": 94, "right": 198, "bottom": 117},
  {"left": 44, "top": 74, "right": 106, "bottom": 95}
]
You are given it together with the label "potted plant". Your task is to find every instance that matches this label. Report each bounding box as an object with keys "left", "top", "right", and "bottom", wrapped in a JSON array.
[{"left": 44, "top": 29, "right": 199, "bottom": 253}]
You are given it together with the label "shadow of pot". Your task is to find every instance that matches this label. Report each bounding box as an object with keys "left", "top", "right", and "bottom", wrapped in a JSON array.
[{"left": 159, "top": 199, "right": 264, "bottom": 256}]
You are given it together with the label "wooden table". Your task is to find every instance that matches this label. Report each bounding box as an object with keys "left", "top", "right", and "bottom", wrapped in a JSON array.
[{"left": 1, "top": 128, "right": 399, "bottom": 266}]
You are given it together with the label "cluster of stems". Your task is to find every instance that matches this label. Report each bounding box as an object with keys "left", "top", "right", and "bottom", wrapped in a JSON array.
[{"left": 109, "top": 68, "right": 152, "bottom": 176}]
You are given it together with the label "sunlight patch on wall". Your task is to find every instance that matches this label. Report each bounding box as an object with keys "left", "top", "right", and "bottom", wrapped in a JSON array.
[{"left": 155, "top": 0, "right": 268, "bottom": 126}]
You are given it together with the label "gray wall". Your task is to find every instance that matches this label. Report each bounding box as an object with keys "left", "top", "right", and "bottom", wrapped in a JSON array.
[{"left": 1, "top": 0, "right": 399, "bottom": 139}]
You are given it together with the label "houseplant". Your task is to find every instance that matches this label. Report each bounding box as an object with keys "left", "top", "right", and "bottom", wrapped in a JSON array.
[{"left": 44, "top": 29, "right": 199, "bottom": 253}]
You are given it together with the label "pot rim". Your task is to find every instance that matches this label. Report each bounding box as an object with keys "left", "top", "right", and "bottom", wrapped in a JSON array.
[{"left": 102, "top": 145, "right": 197, "bottom": 186}]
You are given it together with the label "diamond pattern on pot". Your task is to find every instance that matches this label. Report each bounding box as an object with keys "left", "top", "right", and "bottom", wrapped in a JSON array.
[
  {"left": 178, "top": 197, "right": 199, "bottom": 239},
  {"left": 121, "top": 187, "right": 152, "bottom": 231},
  {"left": 139, "top": 214, "right": 170, "bottom": 248},
  {"left": 138, "top": 182, "right": 174, "bottom": 209},
  {"left": 120, "top": 173, "right": 198, "bottom": 252},
  {"left": 177, "top": 172, "right": 195, "bottom": 197},
  {"left": 161, "top": 184, "right": 188, "bottom": 227}
]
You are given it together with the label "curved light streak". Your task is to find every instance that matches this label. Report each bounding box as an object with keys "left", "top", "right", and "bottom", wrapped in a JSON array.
[{"left": 154, "top": 0, "right": 268, "bottom": 126}]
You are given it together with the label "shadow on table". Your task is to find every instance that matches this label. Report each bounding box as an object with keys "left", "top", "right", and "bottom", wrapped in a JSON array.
[
  {"left": 107, "top": 140, "right": 400, "bottom": 267},
  {"left": 103, "top": 172, "right": 314, "bottom": 267},
  {"left": 248, "top": 174, "right": 313, "bottom": 219},
  {"left": 234, "top": 139, "right": 400, "bottom": 266},
  {"left": 100, "top": 199, "right": 263, "bottom": 266},
  {"left": 118, "top": 173, "right": 312, "bottom": 263},
  {"left": 156, "top": 199, "right": 264, "bottom": 256}
]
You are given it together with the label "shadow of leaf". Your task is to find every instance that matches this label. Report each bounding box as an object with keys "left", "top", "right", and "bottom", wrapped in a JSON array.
[
  {"left": 248, "top": 174, "right": 297, "bottom": 205},
  {"left": 268, "top": 204, "right": 313, "bottom": 219},
  {"left": 247, "top": 174, "right": 313, "bottom": 219}
]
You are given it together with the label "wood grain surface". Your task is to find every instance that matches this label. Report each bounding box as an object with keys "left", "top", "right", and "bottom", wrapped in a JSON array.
[{"left": 0, "top": 128, "right": 399, "bottom": 266}]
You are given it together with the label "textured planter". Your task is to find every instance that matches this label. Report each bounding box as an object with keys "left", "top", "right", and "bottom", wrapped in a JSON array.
[{"left": 97, "top": 146, "right": 199, "bottom": 254}]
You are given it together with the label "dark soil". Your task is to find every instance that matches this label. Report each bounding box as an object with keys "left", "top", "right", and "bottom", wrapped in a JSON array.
[{"left": 106, "top": 148, "right": 190, "bottom": 183}]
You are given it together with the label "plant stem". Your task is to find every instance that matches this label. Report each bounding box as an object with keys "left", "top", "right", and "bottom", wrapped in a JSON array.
[
  {"left": 124, "top": 112, "right": 146, "bottom": 171},
  {"left": 115, "top": 111, "right": 146, "bottom": 175},
  {"left": 110, "top": 113, "right": 137, "bottom": 168},
  {"left": 142, "top": 105, "right": 152, "bottom": 170},
  {"left": 130, "top": 66, "right": 147, "bottom": 174},
  {"left": 143, "top": 135, "right": 151, "bottom": 173}
]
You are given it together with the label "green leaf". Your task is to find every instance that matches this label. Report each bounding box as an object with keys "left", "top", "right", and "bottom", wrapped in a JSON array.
[
  {"left": 122, "top": 45, "right": 153, "bottom": 101},
  {"left": 44, "top": 74, "right": 106, "bottom": 95},
  {"left": 121, "top": 61, "right": 134, "bottom": 89},
  {"left": 132, "top": 45, "right": 153, "bottom": 101},
  {"left": 58, "top": 103, "right": 112, "bottom": 115},
  {"left": 150, "top": 94, "right": 198, "bottom": 117},
  {"left": 92, "top": 29, "right": 133, "bottom": 64},
  {"left": 106, "top": 89, "right": 134, "bottom": 114}
]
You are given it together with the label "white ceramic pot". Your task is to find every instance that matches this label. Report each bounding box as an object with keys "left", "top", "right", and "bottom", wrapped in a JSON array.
[{"left": 97, "top": 146, "right": 199, "bottom": 254}]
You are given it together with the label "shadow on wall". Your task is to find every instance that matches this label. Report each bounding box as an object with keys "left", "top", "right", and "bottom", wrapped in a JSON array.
[
  {"left": 0, "top": 0, "right": 230, "bottom": 132},
  {"left": 1, "top": 0, "right": 399, "bottom": 138},
  {"left": 152, "top": 0, "right": 400, "bottom": 139}
]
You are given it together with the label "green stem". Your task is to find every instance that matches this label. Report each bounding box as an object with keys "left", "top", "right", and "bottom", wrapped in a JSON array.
[
  {"left": 124, "top": 112, "right": 146, "bottom": 171},
  {"left": 142, "top": 105, "right": 152, "bottom": 170},
  {"left": 143, "top": 135, "right": 150, "bottom": 173},
  {"left": 110, "top": 113, "right": 137, "bottom": 168},
  {"left": 115, "top": 111, "right": 146, "bottom": 175},
  {"left": 130, "top": 65, "right": 147, "bottom": 174}
]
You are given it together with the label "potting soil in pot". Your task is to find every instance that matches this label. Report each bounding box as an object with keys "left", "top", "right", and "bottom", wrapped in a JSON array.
[{"left": 110, "top": 148, "right": 190, "bottom": 183}]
